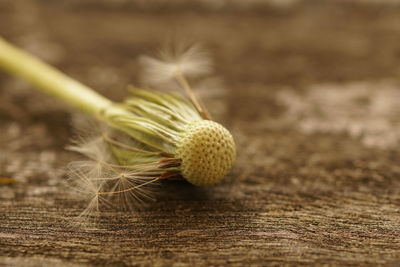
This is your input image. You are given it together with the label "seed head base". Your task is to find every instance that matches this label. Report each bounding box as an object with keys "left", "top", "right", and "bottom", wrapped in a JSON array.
[{"left": 176, "top": 120, "right": 236, "bottom": 186}]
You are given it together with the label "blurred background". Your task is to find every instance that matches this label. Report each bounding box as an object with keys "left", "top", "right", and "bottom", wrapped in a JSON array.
[{"left": 1, "top": 0, "right": 400, "bottom": 265}]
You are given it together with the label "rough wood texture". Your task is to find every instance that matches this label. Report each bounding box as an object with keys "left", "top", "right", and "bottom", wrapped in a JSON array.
[{"left": 1, "top": 1, "right": 400, "bottom": 266}]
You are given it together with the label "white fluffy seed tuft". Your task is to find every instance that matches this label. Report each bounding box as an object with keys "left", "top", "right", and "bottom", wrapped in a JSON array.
[{"left": 139, "top": 44, "right": 212, "bottom": 85}]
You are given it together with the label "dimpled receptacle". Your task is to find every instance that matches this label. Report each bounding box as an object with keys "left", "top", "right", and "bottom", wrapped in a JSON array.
[{"left": 176, "top": 120, "right": 236, "bottom": 186}]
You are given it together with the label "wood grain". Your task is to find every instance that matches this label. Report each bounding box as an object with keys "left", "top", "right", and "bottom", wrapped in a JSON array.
[{"left": 1, "top": 1, "right": 400, "bottom": 266}]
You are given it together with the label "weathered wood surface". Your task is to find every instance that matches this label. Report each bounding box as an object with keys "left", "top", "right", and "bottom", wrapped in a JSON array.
[{"left": 1, "top": 1, "right": 400, "bottom": 266}]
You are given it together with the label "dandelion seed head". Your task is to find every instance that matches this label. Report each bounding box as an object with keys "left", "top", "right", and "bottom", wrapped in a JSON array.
[
  {"left": 176, "top": 120, "right": 236, "bottom": 186},
  {"left": 66, "top": 44, "right": 235, "bottom": 223}
]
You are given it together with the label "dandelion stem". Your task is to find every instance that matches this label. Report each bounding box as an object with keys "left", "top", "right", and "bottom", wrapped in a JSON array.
[{"left": 0, "top": 37, "right": 130, "bottom": 122}]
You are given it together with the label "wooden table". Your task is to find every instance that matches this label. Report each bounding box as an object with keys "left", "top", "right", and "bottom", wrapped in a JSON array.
[{"left": 1, "top": 1, "right": 400, "bottom": 265}]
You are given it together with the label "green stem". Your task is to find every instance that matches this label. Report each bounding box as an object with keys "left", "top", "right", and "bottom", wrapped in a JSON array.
[{"left": 0, "top": 37, "right": 129, "bottom": 121}]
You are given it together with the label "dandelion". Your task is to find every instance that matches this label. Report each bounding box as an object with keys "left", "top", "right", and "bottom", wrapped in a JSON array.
[{"left": 0, "top": 38, "right": 236, "bottom": 218}]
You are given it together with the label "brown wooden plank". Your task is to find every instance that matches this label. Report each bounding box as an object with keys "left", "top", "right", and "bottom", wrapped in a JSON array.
[{"left": 1, "top": 1, "right": 400, "bottom": 266}]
